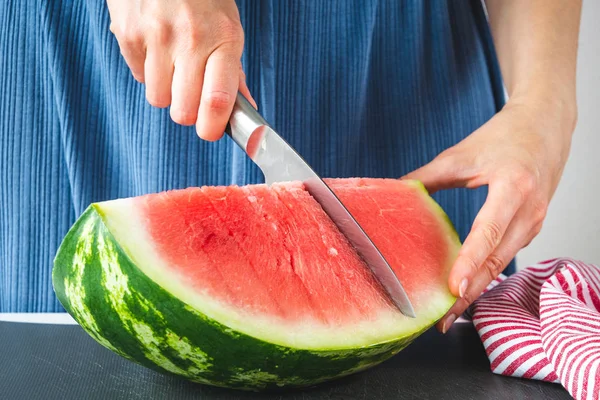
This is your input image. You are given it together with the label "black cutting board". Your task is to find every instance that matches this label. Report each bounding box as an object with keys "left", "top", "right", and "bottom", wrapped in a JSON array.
[{"left": 0, "top": 320, "right": 570, "bottom": 400}]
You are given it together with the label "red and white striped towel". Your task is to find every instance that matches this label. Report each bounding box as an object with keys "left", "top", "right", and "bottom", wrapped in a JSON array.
[{"left": 468, "top": 257, "right": 600, "bottom": 400}]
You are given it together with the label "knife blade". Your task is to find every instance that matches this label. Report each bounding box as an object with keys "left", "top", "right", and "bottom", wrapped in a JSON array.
[{"left": 224, "top": 93, "right": 415, "bottom": 318}]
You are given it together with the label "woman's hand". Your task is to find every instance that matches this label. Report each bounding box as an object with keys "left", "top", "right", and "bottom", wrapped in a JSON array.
[
  {"left": 106, "top": 0, "right": 255, "bottom": 140},
  {"left": 403, "top": 96, "right": 577, "bottom": 333}
]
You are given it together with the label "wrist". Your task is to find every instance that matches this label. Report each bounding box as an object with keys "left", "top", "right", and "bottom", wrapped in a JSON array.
[{"left": 506, "top": 86, "right": 578, "bottom": 138}]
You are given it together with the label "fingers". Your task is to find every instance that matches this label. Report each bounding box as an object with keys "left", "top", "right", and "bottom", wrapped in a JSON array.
[
  {"left": 144, "top": 46, "right": 174, "bottom": 108},
  {"left": 401, "top": 151, "right": 475, "bottom": 194},
  {"left": 195, "top": 46, "right": 242, "bottom": 141},
  {"left": 170, "top": 54, "right": 205, "bottom": 126},
  {"left": 447, "top": 179, "right": 523, "bottom": 298},
  {"left": 116, "top": 37, "right": 146, "bottom": 83},
  {"left": 124, "top": 39, "right": 251, "bottom": 134},
  {"left": 436, "top": 209, "right": 532, "bottom": 333},
  {"left": 436, "top": 193, "right": 548, "bottom": 334},
  {"left": 108, "top": 17, "right": 146, "bottom": 83},
  {"left": 170, "top": 56, "right": 253, "bottom": 128}
]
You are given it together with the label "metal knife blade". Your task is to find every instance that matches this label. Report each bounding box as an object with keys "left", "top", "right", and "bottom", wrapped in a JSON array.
[{"left": 224, "top": 93, "right": 415, "bottom": 318}]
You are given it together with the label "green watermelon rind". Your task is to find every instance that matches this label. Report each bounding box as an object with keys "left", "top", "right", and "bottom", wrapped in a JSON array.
[{"left": 52, "top": 206, "right": 432, "bottom": 391}]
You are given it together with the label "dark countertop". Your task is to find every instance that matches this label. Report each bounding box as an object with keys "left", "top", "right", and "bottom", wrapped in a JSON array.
[{"left": 0, "top": 320, "right": 570, "bottom": 400}]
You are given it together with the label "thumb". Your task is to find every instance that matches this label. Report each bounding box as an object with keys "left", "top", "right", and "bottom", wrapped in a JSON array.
[{"left": 401, "top": 153, "right": 468, "bottom": 194}]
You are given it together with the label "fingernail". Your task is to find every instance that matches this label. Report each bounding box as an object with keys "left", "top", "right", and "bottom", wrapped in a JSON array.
[
  {"left": 442, "top": 314, "right": 457, "bottom": 334},
  {"left": 459, "top": 278, "right": 469, "bottom": 298}
]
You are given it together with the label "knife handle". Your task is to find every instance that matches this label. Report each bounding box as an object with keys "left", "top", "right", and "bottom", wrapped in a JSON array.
[{"left": 225, "top": 93, "right": 267, "bottom": 152}]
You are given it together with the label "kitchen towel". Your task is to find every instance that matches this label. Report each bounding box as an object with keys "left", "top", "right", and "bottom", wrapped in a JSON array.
[{"left": 469, "top": 257, "right": 600, "bottom": 400}]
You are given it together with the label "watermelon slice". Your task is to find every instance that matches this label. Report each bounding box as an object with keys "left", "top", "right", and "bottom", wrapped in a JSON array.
[{"left": 52, "top": 178, "right": 460, "bottom": 390}]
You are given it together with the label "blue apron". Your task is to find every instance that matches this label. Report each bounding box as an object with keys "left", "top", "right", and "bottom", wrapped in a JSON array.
[{"left": 0, "top": 0, "right": 511, "bottom": 312}]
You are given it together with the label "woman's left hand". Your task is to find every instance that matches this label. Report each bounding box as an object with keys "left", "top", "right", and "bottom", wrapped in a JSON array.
[{"left": 402, "top": 96, "right": 577, "bottom": 333}]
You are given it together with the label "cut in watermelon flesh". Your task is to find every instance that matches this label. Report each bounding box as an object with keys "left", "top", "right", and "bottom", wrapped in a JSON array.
[{"left": 53, "top": 178, "right": 460, "bottom": 390}]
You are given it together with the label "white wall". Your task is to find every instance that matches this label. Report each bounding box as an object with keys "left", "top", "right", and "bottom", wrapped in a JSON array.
[{"left": 516, "top": 1, "right": 600, "bottom": 269}]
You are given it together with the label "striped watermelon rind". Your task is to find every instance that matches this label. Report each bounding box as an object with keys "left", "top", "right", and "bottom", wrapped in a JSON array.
[{"left": 52, "top": 180, "right": 459, "bottom": 390}]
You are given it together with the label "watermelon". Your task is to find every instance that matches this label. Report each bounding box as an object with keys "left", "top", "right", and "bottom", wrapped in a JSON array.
[{"left": 52, "top": 178, "right": 460, "bottom": 391}]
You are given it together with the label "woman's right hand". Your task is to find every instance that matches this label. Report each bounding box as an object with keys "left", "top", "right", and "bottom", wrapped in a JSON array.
[{"left": 106, "top": 0, "right": 256, "bottom": 141}]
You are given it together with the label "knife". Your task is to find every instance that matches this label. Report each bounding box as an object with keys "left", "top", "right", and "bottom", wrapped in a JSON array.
[{"left": 224, "top": 93, "right": 415, "bottom": 318}]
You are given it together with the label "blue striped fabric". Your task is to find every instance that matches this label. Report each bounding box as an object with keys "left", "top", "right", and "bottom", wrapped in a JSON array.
[{"left": 0, "top": 0, "right": 512, "bottom": 312}]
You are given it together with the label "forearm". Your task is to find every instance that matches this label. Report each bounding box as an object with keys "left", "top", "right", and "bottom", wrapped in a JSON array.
[{"left": 485, "top": 0, "right": 581, "bottom": 124}]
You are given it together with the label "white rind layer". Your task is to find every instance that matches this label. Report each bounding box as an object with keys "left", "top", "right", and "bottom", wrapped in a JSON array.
[{"left": 96, "top": 196, "right": 456, "bottom": 350}]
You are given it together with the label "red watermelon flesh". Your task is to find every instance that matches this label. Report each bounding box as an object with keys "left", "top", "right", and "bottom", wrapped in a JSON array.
[{"left": 133, "top": 178, "right": 459, "bottom": 331}]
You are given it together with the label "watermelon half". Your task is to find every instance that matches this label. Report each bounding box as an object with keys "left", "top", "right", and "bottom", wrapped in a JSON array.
[{"left": 52, "top": 178, "right": 460, "bottom": 390}]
